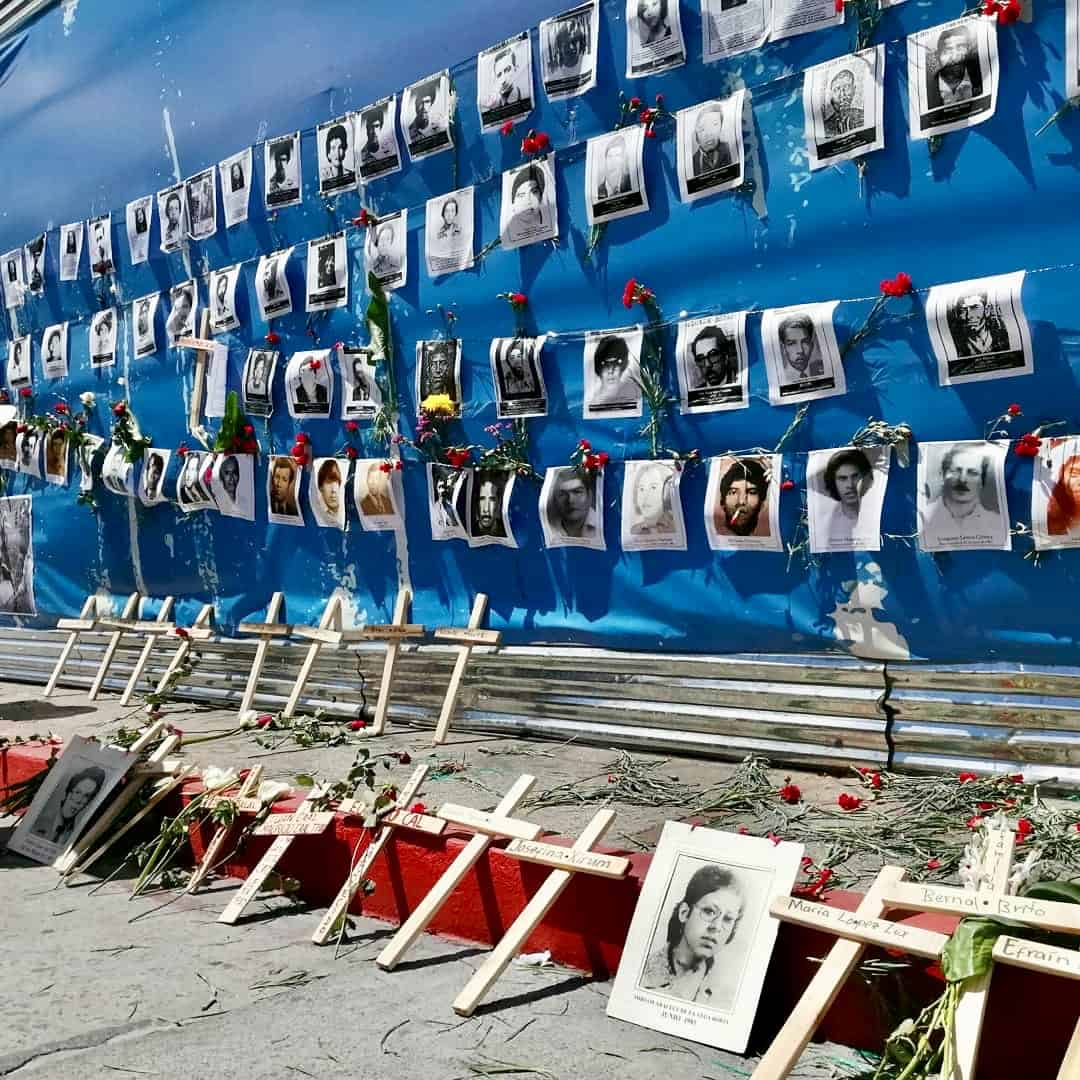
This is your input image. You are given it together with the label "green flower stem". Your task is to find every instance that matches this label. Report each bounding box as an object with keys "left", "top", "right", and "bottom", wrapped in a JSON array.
[{"left": 840, "top": 294, "right": 890, "bottom": 359}]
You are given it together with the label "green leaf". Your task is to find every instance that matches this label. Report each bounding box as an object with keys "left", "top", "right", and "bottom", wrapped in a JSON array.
[
  {"left": 293, "top": 773, "right": 316, "bottom": 788},
  {"left": 1022, "top": 881, "right": 1080, "bottom": 905},
  {"left": 941, "top": 917, "right": 1007, "bottom": 983}
]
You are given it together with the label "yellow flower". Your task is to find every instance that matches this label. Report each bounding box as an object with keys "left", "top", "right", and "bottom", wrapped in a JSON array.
[{"left": 421, "top": 393, "right": 456, "bottom": 418}]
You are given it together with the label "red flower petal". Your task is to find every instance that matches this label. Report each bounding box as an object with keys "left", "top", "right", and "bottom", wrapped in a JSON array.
[
  {"left": 349, "top": 719, "right": 366, "bottom": 730},
  {"left": 410, "top": 801, "right": 427, "bottom": 814},
  {"left": 500, "top": 120, "right": 514, "bottom": 136},
  {"left": 781, "top": 479, "right": 795, "bottom": 491}
]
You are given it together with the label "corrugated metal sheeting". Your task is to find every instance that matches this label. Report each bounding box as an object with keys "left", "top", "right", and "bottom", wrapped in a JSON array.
[{"left": 1, "top": 628, "right": 1078, "bottom": 787}]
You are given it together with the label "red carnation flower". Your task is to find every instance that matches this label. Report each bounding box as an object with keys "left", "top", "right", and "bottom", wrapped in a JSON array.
[
  {"left": 510, "top": 291, "right": 527, "bottom": 306},
  {"left": 983, "top": 0, "right": 999, "bottom": 12},
  {"left": 175, "top": 627, "right": 190, "bottom": 639},
  {"left": 629, "top": 96, "right": 642, "bottom": 109},
  {"left": 345, "top": 446, "right": 358, "bottom": 459},
  {"left": 1016, "top": 818, "right": 1034, "bottom": 841},
  {"left": 19, "top": 387, "right": 32, "bottom": 398},
  {"left": 344, "top": 420, "right": 360, "bottom": 432},
  {"left": 781, "top": 479, "right": 795, "bottom": 491},
  {"left": 534, "top": 132, "right": 551, "bottom": 151},
  {"left": 578, "top": 439, "right": 591, "bottom": 452},
  {"left": 1014, "top": 433, "right": 1042, "bottom": 457},
  {"left": 639, "top": 108, "right": 655, "bottom": 124},
  {"left": 654, "top": 93, "right": 664, "bottom": 105},
  {"left": 410, "top": 801, "right": 427, "bottom": 814},
  {"left": 966, "top": 814, "right": 983, "bottom": 829},
  {"left": 379, "top": 461, "right": 392, "bottom": 473},
  {"left": 644, "top": 129, "right": 656, "bottom": 139},
  {"left": 394, "top": 461, "right": 403, "bottom": 471},
  {"left": 15, "top": 424, "right": 25, "bottom": 434},
  {"left": 256, "top": 714, "right": 273, "bottom": 728},
  {"left": 243, "top": 439, "right": 258, "bottom": 453},
  {"left": 54, "top": 403, "right": 69, "bottom": 415},
  {"left": 1007, "top": 403, "right": 1022, "bottom": 417},
  {"left": 622, "top": 279, "right": 638, "bottom": 309},
  {"left": 778, "top": 783, "right": 801, "bottom": 804},
  {"left": 998, "top": 0, "right": 1021, "bottom": 23},
  {"left": 834, "top": 0, "right": 844, "bottom": 12},
  {"left": 349, "top": 719, "right": 366, "bottom": 731},
  {"left": 958, "top": 771, "right": 978, "bottom": 783},
  {"left": 385, "top": 787, "right": 397, "bottom": 802},
  {"left": 308, "top": 358, "right": 322, "bottom": 371},
  {"left": 767, "top": 833, "right": 783, "bottom": 846},
  {"left": 296, "top": 433, "right": 310, "bottom": 444},
  {"left": 596, "top": 451, "right": 609, "bottom": 467},
  {"left": 1008, "top": 773, "right": 1024, "bottom": 783},
  {"left": 500, "top": 120, "right": 514, "bottom": 136},
  {"left": 243, "top": 424, "right": 254, "bottom": 436},
  {"left": 203, "top": 466, "right": 214, "bottom": 485},
  {"left": 926, "top": 857, "right": 941, "bottom": 870},
  {"left": 521, "top": 135, "right": 538, "bottom": 154},
  {"left": 446, "top": 447, "right": 471, "bottom": 469},
  {"left": 265, "top": 331, "right": 280, "bottom": 345},
  {"left": 838, "top": 793, "right": 862, "bottom": 811}
]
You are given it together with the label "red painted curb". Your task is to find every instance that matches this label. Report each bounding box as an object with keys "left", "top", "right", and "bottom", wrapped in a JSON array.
[{"left": 4, "top": 749, "right": 1074, "bottom": 1076}]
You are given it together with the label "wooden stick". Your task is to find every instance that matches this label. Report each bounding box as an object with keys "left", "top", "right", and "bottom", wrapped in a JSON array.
[
  {"left": 882, "top": 881, "right": 1080, "bottom": 934},
  {"left": 218, "top": 786, "right": 325, "bottom": 925},
  {"left": 283, "top": 595, "right": 341, "bottom": 719},
  {"left": 119, "top": 597, "right": 175, "bottom": 706},
  {"left": 187, "top": 310, "right": 211, "bottom": 432},
  {"left": 155, "top": 603, "right": 214, "bottom": 697},
  {"left": 186, "top": 765, "right": 264, "bottom": 893},
  {"left": 432, "top": 593, "right": 488, "bottom": 745},
  {"left": 124, "top": 718, "right": 169, "bottom": 755},
  {"left": 437, "top": 803, "right": 542, "bottom": 842},
  {"left": 44, "top": 595, "right": 96, "bottom": 696},
  {"left": 750, "top": 867, "right": 908, "bottom": 1080},
  {"left": 238, "top": 592, "right": 284, "bottom": 719},
  {"left": 376, "top": 775, "right": 538, "bottom": 972},
  {"left": 451, "top": 807, "right": 616, "bottom": 1017},
  {"left": 370, "top": 588, "right": 412, "bottom": 736},
  {"left": 1058, "top": 1017, "right": 1080, "bottom": 1080},
  {"left": 311, "top": 765, "right": 428, "bottom": 945},
  {"left": 88, "top": 592, "right": 140, "bottom": 700}
]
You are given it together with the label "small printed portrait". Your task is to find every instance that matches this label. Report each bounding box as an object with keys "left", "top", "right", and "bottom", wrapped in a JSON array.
[
  {"left": 583, "top": 331, "right": 642, "bottom": 419},
  {"left": 286, "top": 351, "right": 333, "bottom": 418},
  {"left": 267, "top": 455, "right": 303, "bottom": 523},
  {"left": 134, "top": 204, "right": 148, "bottom": 234},
  {"left": 491, "top": 336, "right": 547, "bottom": 419},
  {"left": 478, "top": 34, "right": 534, "bottom": 130},
  {"left": 692, "top": 103, "right": 733, "bottom": 176},
  {"left": 713, "top": 456, "right": 770, "bottom": 539},
  {"left": 65, "top": 228, "right": 78, "bottom": 255},
  {"left": 596, "top": 133, "right": 634, "bottom": 201},
  {"left": 220, "top": 148, "right": 253, "bottom": 228},
  {"left": 213, "top": 271, "right": 230, "bottom": 320},
  {"left": 404, "top": 72, "right": 453, "bottom": 160},
  {"left": 310, "top": 457, "right": 346, "bottom": 529},
  {"left": 354, "top": 458, "right": 400, "bottom": 528},
  {"left": 140, "top": 448, "right": 169, "bottom": 506},
  {"left": 60, "top": 224, "right": 82, "bottom": 280},
  {"left": 436, "top": 195, "right": 463, "bottom": 243},
  {"left": 540, "top": 3, "right": 597, "bottom": 99},
  {"left": 319, "top": 117, "right": 356, "bottom": 195},
  {"left": 42, "top": 324, "right": 67, "bottom": 379},
  {"left": 409, "top": 78, "right": 444, "bottom": 141},
  {"left": 365, "top": 212, "right": 406, "bottom": 289},
  {"left": 243, "top": 349, "right": 277, "bottom": 417},
  {"left": 257, "top": 250, "right": 292, "bottom": 320},
  {"left": 949, "top": 290, "right": 1008, "bottom": 358},
  {"left": 167, "top": 281, "right": 196, "bottom": 345},
  {"left": 586, "top": 128, "right": 648, "bottom": 225},
  {"left": 803, "top": 47, "right": 884, "bottom": 170},
  {"left": 306, "top": 234, "right": 347, "bottom": 312},
  {"left": 918, "top": 440, "right": 1010, "bottom": 553},
  {"left": 429, "top": 463, "right": 469, "bottom": 541},
  {"left": 25, "top": 235, "right": 44, "bottom": 294},
  {"left": 318, "top": 242, "right": 336, "bottom": 287},
  {"left": 909, "top": 18, "right": 997, "bottom": 138},
  {"left": 18, "top": 430, "right": 40, "bottom": 476},
  {"left": 134, "top": 294, "right": 158, "bottom": 357},
  {"left": 160, "top": 188, "right": 185, "bottom": 251},
  {"left": 1047, "top": 454, "right": 1080, "bottom": 539},
  {"left": 823, "top": 68, "right": 864, "bottom": 136},
  {"left": 266, "top": 135, "right": 299, "bottom": 197},
  {"left": 8, "top": 335, "right": 30, "bottom": 387},
  {"left": 89, "top": 215, "right": 113, "bottom": 275},
  {"left": 44, "top": 429, "right": 68, "bottom": 484},
  {"left": 341, "top": 346, "right": 382, "bottom": 420},
  {"left": 32, "top": 765, "right": 106, "bottom": 849},
  {"left": 101, "top": 443, "right": 131, "bottom": 495},
  {"left": 176, "top": 450, "right": 213, "bottom": 511},
  {"left": 211, "top": 452, "right": 254, "bottom": 521},
  {"left": 541, "top": 465, "right": 605, "bottom": 550},
  {"left": 358, "top": 98, "right": 402, "bottom": 181},
  {"left": 685, "top": 321, "right": 740, "bottom": 398},
  {"left": 808, "top": 445, "right": 890, "bottom": 554},
  {"left": 635, "top": 0, "right": 673, "bottom": 47},
  {"left": 762, "top": 302, "right": 844, "bottom": 405},
  {"left": 501, "top": 159, "right": 558, "bottom": 250},
  {"left": 230, "top": 161, "right": 245, "bottom": 191},
  {"left": 677, "top": 93, "right": 746, "bottom": 200},
  {"left": 6, "top": 257, "right": 17, "bottom": 283},
  {"left": 417, "top": 339, "right": 461, "bottom": 408},
  {"left": 186, "top": 169, "right": 217, "bottom": 239},
  {"left": 622, "top": 460, "right": 687, "bottom": 551},
  {"left": 425, "top": 188, "right": 475, "bottom": 275},
  {"left": 927, "top": 22, "right": 982, "bottom": 111},
  {"left": 0, "top": 421, "right": 17, "bottom": 465},
  {"left": 778, "top": 313, "right": 822, "bottom": 380},
  {"left": 1035, "top": 439, "right": 1080, "bottom": 549},
  {"left": 0, "top": 495, "right": 34, "bottom": 614},
  {"left": 468, "top": 470, "right": 515, "bottom": 547}
]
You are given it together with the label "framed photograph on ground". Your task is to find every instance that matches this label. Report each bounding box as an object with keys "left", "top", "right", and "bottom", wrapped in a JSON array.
[
  {"left": 607, "top": 821, "right": 802, "bottom": 1052},
  {"left": 7, "top": 735, "right": 134, "bottom": 866},
  {"left": 0, "top": 494, "right": 35, "bottom": 614},
  {"left": 539, "top": 1, "right": 598, "bottom": 100},
  {"left": 357, "top": 96, "right": 402, "bottom": 183},
  {"left": 803, "top": 46, "right": 885, "bottom": 170},
  {"left": 478, "top": 33, "right": 534, "bottom": 132}
]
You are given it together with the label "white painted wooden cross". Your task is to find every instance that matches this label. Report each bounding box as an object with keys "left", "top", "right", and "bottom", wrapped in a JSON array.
[
  {"left": 432, "top": 593, "right": 500, "bottom": 745},
  {"left": 44, "top": 595, "right": 97, "bottom": 696},
  {"left": 311, "top": 763, "right": 445, "bottom": 945},
  {"left": 451, "top": 807, "right": 630, "bottom": 1017},
  {"left": 153, "top": 602, "right": 215, "bottom": 698},
  {"left": 88, "top": 592, "right": 139, "bottom": 700},
  {"left": 236, "top": 592, "right": 292, "bottom": 720},
  {"left": 111, "top": 596, "right": 177, "bottom": 706},
  {"left": 178, "top": 309, "right": 213, "bottom": 433},
  {"left": 283, "top": 595, "right": 344, "bottom": 719},
  {"left": 376, "top": 774, "right": 541, "bottom": 971},
  {"left": 186, "top": 765, "right": 265, "bottom": 893}
]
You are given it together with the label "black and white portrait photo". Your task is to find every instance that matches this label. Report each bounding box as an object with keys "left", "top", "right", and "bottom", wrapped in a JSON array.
[
  {"left": 310, "top": 456, "right": 347, "bottom": 530},
  {"left": 539, "top": 1, "right": 598, "bottom": 100},
  {"left": 166, "top": 279, "right": 198, "bottom": 346},
  {"left": 1, "top": 247, "right": 24, "bottom": 309},
  {"left": 0, "top": 418, "right": 16, "bottom": 471},
  {"left": 585, "top": 127, "right": 649, "bottom": 226},
  {"left": 402, "top": 70, "right": 454, "bottom": 161},
  {"left": 76, "top": 435, "right": 104, "bottom": 495},
  {"left": 676, "top": 93, "right": 746, "bottom": 202},
  {"left": 918, "top": 440, "right": 1011, "bottom": 552},
  {"left": 44, "top": 429, "right": 68, "bottom": 486},
  {"left": 926, "top": 271, "right": 1032, "bottom": 385},
  {"left": 364, "top": 209, "right": 407, "bottom": 292},
  {"left": 490, "top": 336, "right": 548, "bottom": 419},
  {"left": 1032, "top": 436, "right": 1080, "bottom": 550},
  {"left": 139, "top": 447, "right": 171, "bottom": 507},
  {"left": 803, "top": 46, "right": 885, "bottom": 170},
  {"left": 24, "top": 234, "right": 45, "bottom": 296},
  {"left": 59, "top": 222, "right": 83, "bottom": 282},
  {"left": 125, "top": 195, "right": 153, "bottom": 265},
  {"left": 16, "top": 429, "right": 41, "bottom": 479},
  {"left": 210, "top": 452, "right": 255, "bottom": 521},
  {"left": 209, "top": 263, "right": 242, "bottom": 335},
  {"left": 675, "top": 314, "right": 748, "bottom": 414},
  {"left": 317, "top": 115, "right": 357, "bottom": 197},
  {"left": 428, "top": 463, "right": 470, "bottom": 542},
  {"left": 7, "top": 335, "right": 31, "bottom": 389},
  {"left": 626, "top": 0, "right": 686, "bottom": 78},
  {"left": 761, "top": 302, "right": 846, "bottom": 405},
  {"left": 285, "top": 349, "right": 333, "bottom": 419},
  {"left": 7, "top": 736, "right": 132, "bottom": 866},
  {"left": 705, "top": 454, "right": 783, "bottom": 551},
  {"left": 133, "top": 292, "right": 160, "bottom": 359},
  {"left": 354, "top": 458, "right": 403, "bottom": 532},
  {"left": 701, "top": 0, "right": 768, "bottom": 63},
  {"left": 242, "top": 348, "right": 279, "bottom": 419},
  {"left": 101, "top": 442, "right": 134, "bottom": 497},
  {"left": 425, "top": 187, "right": 475, "bottom": 276},
  {"left": 88, "top": 214, "right": 113, "bottom": 277},
  {"left": 416, "top": 338, "right": 462, "bottom": 410},
  {"left": 500, "top": 158, "right": 559, "bottom": 250},
  {"left": 0, "top": 495, "right": 35, "bottom": 615},
  {"left": 267, "top": 454, "right": 304, "bottom": 525},
  {"left": 157, "top": 184, "right": 187, "bottom": 255},
  {"left": 219, "top": 147, "right": 253, "bottom": 228},
  {"left": 175, "top": 450, "right": 215, "bottom": 512},
  {"left": 583, "top": 329, "right": 643, "bottom": 420},
  {"left": 621, "top": 459, "right": 688, "bottom": 552},
  {"left": 468, "top": 469, "right": 517, "bottom": 548},
  {"left": 255, "top": 248, "right": 294, "bottom": 322},
  {"left": 306, "top": 232, "right": 348, "bottom": 312},
  {"left": 478, "top": 33, "right": 535, "bottom": 132},
  {"left": 771, "top": 0, "right": 845, "bottom": 41},
  {"left": 341, "top": 345, "right": 382, "bottom": 421},
  {"left": 607, "top": 822, "right": 802, "bottom": 1053},
  {"left": 41, "top": 322, "right": 68, "bottom": 380},
  {"left": 357, "top": 96, "right": 402, "bottom": 182},
  {"left": 264, "top": 131, "right": 303, "bottom": 210},
  {"left": 907, "top": 17, "right": 998, "bottom": 140},
  {"left": 539, "top": 465, "right": 605, "bottom": 550},
  {"left": 807, "top": 445, "right": 890, "bottom": 554},
  {"left": 186, "top": 167, "right": 217, "bottom": 241}
]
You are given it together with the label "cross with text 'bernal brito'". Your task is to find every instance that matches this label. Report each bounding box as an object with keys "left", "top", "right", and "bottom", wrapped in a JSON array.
[
  {"left": 451, "top": 808, "right": 631, "bottom": 1017},
  {"left": 754, "top": 823, "right": 1053, "bottom": 1080}
]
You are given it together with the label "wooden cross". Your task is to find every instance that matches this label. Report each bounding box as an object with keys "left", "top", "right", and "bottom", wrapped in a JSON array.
[
  {"left": 178, "top": 309, "right": 212, "bottom": 432},
  {"left": 153, "top": 602, "right": 215, "bottom": 697},
  {"left": 186, "top": 765, "right": 265, "bottom": 893},
  {"left": 311, "top": 763, "right": 445, "bottom": 945},
  {"left": 432, "top": 593, "right": 500, "bottom": 745},
  {"left": 218, "top": 784, "right": 327, "bottom": 925},
  {"left": 115, "top": 596, "right": 176, "bottom": 706},
  {"left": 236, "top": 592, "right": 292, "bottom": 720},
  {"left": 451, "top": 807, "right": 628, "bottom": 1017},
  {"left": 44, "top": 595, "right": 97, "bottom": 696},
  {"left": 376, "top": 774, "right": 540, "bottom": 971},
  {"left": 283, "top": 595, "right": 343, "bottom": 719},
  {"left": 88, "top": 592, "right": 139, "bottom": 700}
]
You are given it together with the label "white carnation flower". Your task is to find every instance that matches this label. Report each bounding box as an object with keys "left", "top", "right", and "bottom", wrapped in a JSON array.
[
  {"left": 201, "top": 766, "right": 239, "bottom": 792},
  {"left": 257, "top": 780, "right": 291, "bottom": 805}
]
